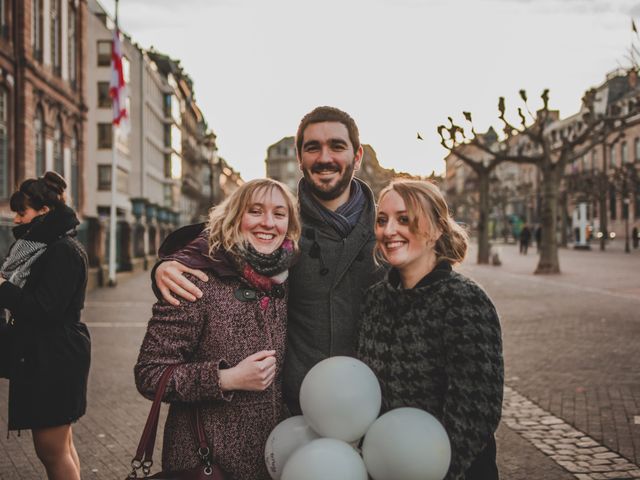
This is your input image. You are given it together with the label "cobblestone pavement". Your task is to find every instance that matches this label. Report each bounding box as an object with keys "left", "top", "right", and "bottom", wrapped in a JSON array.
[
  {"left": 0, "top": 242, "right": 638, "bottom": 479},
  {"left": 461, "top": 241, "right": 640, "bottom": 479},
  {"left": 503, "top": 386, "right": 640, "bottom": 479},
  {"left": 0, "top": 271, "right": 157, "bottom": 479}
]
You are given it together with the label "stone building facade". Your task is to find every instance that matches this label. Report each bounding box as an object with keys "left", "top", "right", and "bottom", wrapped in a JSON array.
[
  {"left": 82, "top": 0, "right": 228, "bottom": 284},
  {"left": 0, "top": 0, "right": 87, "bottom": 254},
  {"left": 265, "top": 136, "right": 299, "bottom": 192}
]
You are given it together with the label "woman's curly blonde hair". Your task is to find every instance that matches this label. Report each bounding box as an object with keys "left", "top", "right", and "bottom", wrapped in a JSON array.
[{"left": 206, "top": 178, "right": 301, "bottom": 257}]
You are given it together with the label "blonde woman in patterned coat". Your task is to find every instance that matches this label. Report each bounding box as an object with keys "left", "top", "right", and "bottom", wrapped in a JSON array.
[
  {"left": 135, "top": 179, "right": 300, "bottom": 480},
  {"left": 357, "top": 179, "right": 504, "bottom": 480}
]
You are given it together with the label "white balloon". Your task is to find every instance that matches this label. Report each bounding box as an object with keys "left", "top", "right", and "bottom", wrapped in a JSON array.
[
  {"left": 300, "top": 356, "right": 381, "bottom": 442},
  {"left": 362, "top": 407, "right": 451, "bottom": 480},
  {"left": 264, "top": 415, "right": 320, "bottom": 480},
  {"left": 281, "top": 438, "right": 368, "bottom": 480}
]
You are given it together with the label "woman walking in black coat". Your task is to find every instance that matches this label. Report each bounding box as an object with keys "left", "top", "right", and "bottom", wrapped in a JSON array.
[
  {"left": 357, "top": 179, "right": 503, "bottom": 480},
  {"left": 0, "top": 172, "right": 90, "bottom": 480}
]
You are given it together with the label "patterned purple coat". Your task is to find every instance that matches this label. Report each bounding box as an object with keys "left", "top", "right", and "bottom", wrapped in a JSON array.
[{"left": 135, "top": 253, "right": 287, "bottom": 480}]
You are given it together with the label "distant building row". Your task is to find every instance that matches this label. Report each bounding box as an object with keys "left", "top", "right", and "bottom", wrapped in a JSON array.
[
  {"left": 0, "top": 0, "right": 243, "bottom": 286},
  {"left": 444, "top": 70, "right": 640, "bottom": 245}
]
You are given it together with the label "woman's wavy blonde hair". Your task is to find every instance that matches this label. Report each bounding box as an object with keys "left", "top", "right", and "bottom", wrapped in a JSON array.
[
  {"left": 374, "top": 179, "right": 468, "bottom": 266},
  {"left": 206, "top": 178, "right": 301, "bottom": 257}
]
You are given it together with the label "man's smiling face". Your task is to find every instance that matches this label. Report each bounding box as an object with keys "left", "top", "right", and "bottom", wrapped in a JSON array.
[{"left": 298, "top": 121, "right": 362, "bottom": 202}]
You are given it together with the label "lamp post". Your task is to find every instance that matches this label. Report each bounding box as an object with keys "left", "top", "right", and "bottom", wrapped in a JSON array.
[{"left": 130, "top": 197, "right": 147, "bottom": 222}]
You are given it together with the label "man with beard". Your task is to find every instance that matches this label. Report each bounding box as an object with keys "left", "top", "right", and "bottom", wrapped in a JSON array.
[{"left": 152, "top": 106, "right": 380, "bottom": 413}]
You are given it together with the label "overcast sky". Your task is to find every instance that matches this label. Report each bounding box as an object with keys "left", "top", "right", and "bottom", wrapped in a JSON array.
[{"left": 105, "top": 0, "right": 640, "bottom": 180}]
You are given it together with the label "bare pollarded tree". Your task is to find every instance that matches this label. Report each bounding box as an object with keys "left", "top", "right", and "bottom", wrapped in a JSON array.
[{"left": 439, "top": 85, "right": 639, "bottom": 274}]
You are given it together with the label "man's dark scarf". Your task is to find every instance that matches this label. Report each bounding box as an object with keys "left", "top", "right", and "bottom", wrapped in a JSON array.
[{"left": 299, "top": 179, "right": 366, "bottom": 238}]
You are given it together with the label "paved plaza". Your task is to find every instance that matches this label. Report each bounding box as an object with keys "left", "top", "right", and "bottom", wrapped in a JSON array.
[{"left": 0, "top": 241, "right": 639, "bottom": 479}]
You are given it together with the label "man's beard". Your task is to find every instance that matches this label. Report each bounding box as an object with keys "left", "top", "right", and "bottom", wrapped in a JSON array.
[{"left": 302, "top": 160, "right": 356, "bottom": 201}]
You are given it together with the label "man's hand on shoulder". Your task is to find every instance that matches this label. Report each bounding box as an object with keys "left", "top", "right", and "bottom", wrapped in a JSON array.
[{"left": 155, "top": 260, "right": 209, "bottom": 306}]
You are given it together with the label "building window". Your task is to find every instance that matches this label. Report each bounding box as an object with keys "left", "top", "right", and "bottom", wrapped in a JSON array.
[
  {"left": 591, "top": 150, "right": 597, "bottom": 171},
  {"left": 609, "top": 144, "right": 617, "bottom": 169},
  {"left": 70, "top": 128, "right": 79, "bottom": 208},
  {"left": 53, "top": 118, "right": 63, "bottom": 174},
  {"left": 163, "top": 183, "right": 173, "bottom": 206},
  {"left": 98, "top": 165, "right": 110, "bottom": 190},
  {"left": 0, "top": 0, "right": 8, "bottom": 39},
  {"left": 98, "top": 165, "right": 128, "bottom": 193},
  {"left": 171, "top": 124, "right": 181, "bottom": 153},
  {"left": 97, "top": 81, "right": 111, "bottom": 108},
  {"left": 98, "top": 123, "right": 112, "bottom": 149},
  {"left": 34, "top": 107, "right": 45, "bottom": 175},
  {"left": 621, "top": 141, "right": 628, "bottom": 164},
  {"left": 169, "top": 152, "right": 181, "bottom": 179},
  {"left": 635, "top": 184, "right": 640, "bottom": 220},
  {"left": 0, "top": 86, "right": 8, "bottom": 198},
  {"left": 67, "top": 1, "right": 77, "bottom": 87},
  {"left": 164, "top": 94, "right": 181, "bottom": 124},
  {"left": 97, "top": 40, "right": 111, "bottom": 67},
  {"left": 50, "top": 0, "right": 61, "bottom": 74},
  {"left": 32, "top": 0, "right": 43, "bottom": 61}
]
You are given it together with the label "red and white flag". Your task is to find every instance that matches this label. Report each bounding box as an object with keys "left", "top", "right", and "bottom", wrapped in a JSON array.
[{"left": 109, "top": 28, "right": 129, "bottom": 135}]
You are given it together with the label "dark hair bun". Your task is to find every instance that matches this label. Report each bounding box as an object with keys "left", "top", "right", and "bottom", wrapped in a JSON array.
[
  {"left": 42, "top": 171, "right": 67, "bottom": 195},
  {"left": 10, "top": 171, "right": 68, "bottom": 213}
]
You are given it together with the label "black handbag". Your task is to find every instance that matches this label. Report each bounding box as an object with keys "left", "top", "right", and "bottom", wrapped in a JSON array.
[{"left": 127, "top": 365, "right": 227, "bottom": 480}]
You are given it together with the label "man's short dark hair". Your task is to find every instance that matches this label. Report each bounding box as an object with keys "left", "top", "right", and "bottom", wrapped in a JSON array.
[{"left": 296, "top": 106, "right": 360, "bottom": 159}]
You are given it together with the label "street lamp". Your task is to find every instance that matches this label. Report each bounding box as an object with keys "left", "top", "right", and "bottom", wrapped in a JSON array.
[
  {"left": 624, "top": 197, "right": 630, "bottom": 253},
  {"left": 130, "top": 197, "right": 147, "bottom": 222}
]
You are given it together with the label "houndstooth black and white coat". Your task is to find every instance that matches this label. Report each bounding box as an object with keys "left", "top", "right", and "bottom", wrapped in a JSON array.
[{"left": 357, "top": 261, "right": 504, "bottom": 480}]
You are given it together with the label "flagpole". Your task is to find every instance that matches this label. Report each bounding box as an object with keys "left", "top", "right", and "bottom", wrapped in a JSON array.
[{"left": 108, "top": 0, "right": 120, "bottom": 287}]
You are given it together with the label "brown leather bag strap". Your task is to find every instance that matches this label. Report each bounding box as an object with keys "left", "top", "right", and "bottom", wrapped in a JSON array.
[
  {"left": 133, "top": 365, "right": 178, "bottom": 464},
  {"left": 189, "top": 406, "right": 215, "bottom": 469}
]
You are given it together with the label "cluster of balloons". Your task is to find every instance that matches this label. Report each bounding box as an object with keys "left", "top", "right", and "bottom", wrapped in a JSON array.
[{"left": 264, "top": 356, "right": 451, "bottom": 480}]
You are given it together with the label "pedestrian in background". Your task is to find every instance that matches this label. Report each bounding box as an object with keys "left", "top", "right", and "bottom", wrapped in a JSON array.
[
  {"left": 633, "top": 225, "right": 639, "bottom": 249},
  {"left": 0, "top": 172, "right": 90, "bottom": 480},
  {"left": 135, "top": 179, "right": 300, "bottom": 480},
  {"left": 519, "top": 223, "right": 531, "bottom": 254},
  {"left": 357, "top": 179, "right": 504, "bottom": 480},
  {"left": 535, "top": 224, "right": 542, "bottom": 252}
]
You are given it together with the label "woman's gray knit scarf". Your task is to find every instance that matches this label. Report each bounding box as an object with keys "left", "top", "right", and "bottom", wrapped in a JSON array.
[
  {"left": 0, "top": 220, "right": 47, "bottom": 325},
  {"left": 0, "top": 227, "right": 47, "bottom": 288},
  {"left": 1, "top": 240, "right": 46, "bottom": 288}
]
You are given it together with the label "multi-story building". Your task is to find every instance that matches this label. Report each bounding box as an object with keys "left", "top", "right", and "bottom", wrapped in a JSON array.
[
  {"left": 84, "top": 2, "right": 226, "bottom": 280},
  {"left": 265, "top": 136, "right": 299, "bottom": 192},
  {"left": 356, "top": 144, "right": 405, "bottom": 199},
  {"left": 216, "top": 156, "right": 243, "bottom": 199},
  {"left": 85, "top": 0, "right": 141, "bottom": 273},
  {"left": 562, "top": 71, "right": 640, "bottom": 241},
  {"left": 443, "top": 70, "right": 640, "bottom": 244},
  {"left": 0, "top": 0, "right": 87, "bottom": 253},
  {"left": 146, "top": 49, "right": 219, "bottom": 225}
]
